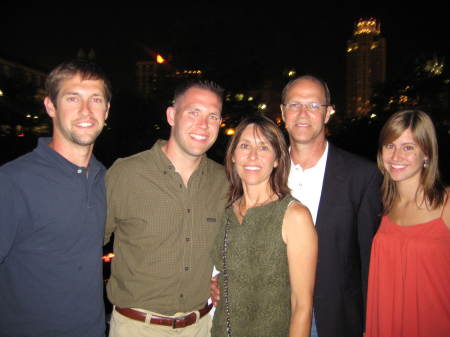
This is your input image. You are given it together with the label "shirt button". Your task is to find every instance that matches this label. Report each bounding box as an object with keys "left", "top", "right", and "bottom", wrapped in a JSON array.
[
  {"left": 187, "top": 209, "right": 191, "bottom": 213},
  {"left": 180, "top": 293, "right": 184, "bottom": 298},
  {"left": 77, "top": 169, "right": 82, "bottom": 174},
  {"left": 185, "top": 266, "right": 189, "bottom": 271},
  {"left": 186, "top": 237, "right": 190, "bottom": 242}
]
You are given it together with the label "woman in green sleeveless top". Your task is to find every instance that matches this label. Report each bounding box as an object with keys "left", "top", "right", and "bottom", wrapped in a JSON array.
[{"left": 211, "top": 116, "right": 318, "bottom": 337}]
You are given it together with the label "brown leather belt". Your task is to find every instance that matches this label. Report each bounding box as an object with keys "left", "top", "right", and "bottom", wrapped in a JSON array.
[{"left": 115, "top": 302, "right": 213, "bottom": 329}]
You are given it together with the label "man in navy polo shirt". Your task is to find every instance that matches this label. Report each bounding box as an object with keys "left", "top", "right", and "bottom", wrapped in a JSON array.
[{"left": 0, "top": 59, "right": 111, "bottom": 337}]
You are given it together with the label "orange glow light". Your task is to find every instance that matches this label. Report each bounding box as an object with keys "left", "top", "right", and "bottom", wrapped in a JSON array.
[
  {"left": 225, "top": 128, "right": 235, "bottom": 136},
  {"left": 102, "top": 252, "right": 115, "bottom": 262},
  {"left": 156, "top": 54, "right": 166, "bottom": 64}
]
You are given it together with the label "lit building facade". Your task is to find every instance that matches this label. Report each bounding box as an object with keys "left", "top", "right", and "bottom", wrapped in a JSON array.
[
  {"left": 136, "top": 56, "right": 203, "bottom": 101},
  {"left": 136, "top": 60, "right": 161, "bottom": 100},
  {"left": 346, "top": 18, "right": 386, "bottom": 116},
  {"left": 0, "top": 57, "right": 49, "bottom": 137},
  {"left": 0, "top": 57, "right": 47, "bottom": 90}
]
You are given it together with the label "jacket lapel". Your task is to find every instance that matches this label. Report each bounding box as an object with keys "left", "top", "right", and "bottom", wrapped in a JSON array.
[{"left": 316, "top": 144, "right": 346, "bottom": 230}]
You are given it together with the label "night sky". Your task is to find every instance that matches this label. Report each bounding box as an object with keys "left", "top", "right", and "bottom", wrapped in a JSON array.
[{"left": 2, "top": 3, "right": 449, "bottom": 109}]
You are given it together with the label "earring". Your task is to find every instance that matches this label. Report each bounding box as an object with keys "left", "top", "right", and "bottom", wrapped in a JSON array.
[{"left": 423, "top": 159, "right": 429, "bottom": 168}]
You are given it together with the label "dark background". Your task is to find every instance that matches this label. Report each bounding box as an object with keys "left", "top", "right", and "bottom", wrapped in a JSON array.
[
  {"left": 2, "top": 3, "right": 449, "bottom": 102},
  {"left": 1, "top": 3, "right": 448, "bottom": 173}
]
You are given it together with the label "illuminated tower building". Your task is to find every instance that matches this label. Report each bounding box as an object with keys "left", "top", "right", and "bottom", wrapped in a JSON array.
[{"left": 346, "top": 18, "right": 386, "bottom": 116}]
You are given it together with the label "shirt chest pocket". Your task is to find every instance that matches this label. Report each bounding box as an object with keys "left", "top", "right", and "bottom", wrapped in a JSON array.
[{"left": 193, "top": 209, "right": 223, "bottom": 251}]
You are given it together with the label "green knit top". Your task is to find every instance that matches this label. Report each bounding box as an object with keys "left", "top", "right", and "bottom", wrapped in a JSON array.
[{"left": 211, "top": 195, "right": 295, "bottom": 337}]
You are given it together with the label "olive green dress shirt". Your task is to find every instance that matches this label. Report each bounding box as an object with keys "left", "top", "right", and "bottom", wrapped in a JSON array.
[{"left": 105, "top": 139, "right": 228, "bottom": 315}]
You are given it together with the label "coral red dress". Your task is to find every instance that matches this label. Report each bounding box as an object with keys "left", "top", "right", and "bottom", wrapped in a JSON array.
[{"left": 365, "top": 206, "right": 450, "bottom": 337}]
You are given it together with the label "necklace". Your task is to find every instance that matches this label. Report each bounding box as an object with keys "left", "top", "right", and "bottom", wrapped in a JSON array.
[{"left": 236, "top": 194, "right": 275, "bottom": 219}]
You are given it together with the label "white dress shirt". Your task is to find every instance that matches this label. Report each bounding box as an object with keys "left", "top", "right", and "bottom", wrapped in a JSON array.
[{"left": 288, "top": 142, "right": 329, "bottom": 224}]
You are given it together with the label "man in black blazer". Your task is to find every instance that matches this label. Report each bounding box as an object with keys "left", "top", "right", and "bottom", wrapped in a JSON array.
[{"left": 280, "top": 75, "right": 382, "bottom": 337}]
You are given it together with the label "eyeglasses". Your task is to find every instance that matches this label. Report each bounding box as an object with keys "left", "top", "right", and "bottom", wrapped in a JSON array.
[{"left": 282, "top": 102, "right": 328, "bottom": 112}]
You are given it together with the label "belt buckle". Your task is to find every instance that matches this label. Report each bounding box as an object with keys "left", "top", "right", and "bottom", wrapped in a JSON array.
[{"left": 172, "top": 317, "right": 179, "bottom": 329}]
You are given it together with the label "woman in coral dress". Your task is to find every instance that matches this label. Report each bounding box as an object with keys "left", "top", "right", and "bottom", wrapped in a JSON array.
[{"left": 365, "top": 110, "right": 450, "bottom": 337}]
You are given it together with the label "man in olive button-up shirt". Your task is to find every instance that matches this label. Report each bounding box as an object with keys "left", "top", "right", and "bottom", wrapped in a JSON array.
[{"left": 105, "top": 80, "right": 228, "bottom": 337}]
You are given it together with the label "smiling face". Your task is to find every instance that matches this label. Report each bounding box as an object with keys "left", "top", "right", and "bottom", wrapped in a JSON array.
[
  {"left": 44, "top": 74, "right": 109, "bottom": 151},
  {"left": 281, "top": 78, "right": 331, "bottom": 146},
  {"left": 232, "top": 123, "right": 278, "bottom": 188},
  {"left": 381, "top": 128, "right": 427, "bottom": 185},
  {"left": 166, "top": 87, "right": 222, "bottom": 159}
]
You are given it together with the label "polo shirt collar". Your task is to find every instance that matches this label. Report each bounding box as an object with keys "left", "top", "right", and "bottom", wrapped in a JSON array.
[{"left": 35, "top": 137, "right": 103, "bottom": 177}]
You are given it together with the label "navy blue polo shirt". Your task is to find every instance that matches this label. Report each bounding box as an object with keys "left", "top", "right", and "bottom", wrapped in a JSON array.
[{"left": 0, "top": 138, "right": 106, "bottom": 337}]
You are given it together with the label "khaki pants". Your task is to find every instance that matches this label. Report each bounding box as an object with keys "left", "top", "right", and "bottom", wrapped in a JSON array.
[{"left": 109, "top": 307, "right": 212, "bottom": 337}]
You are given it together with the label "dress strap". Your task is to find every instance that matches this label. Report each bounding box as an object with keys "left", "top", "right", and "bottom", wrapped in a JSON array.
[{"left": 440, "top": 191, "right": 449, "bottom": 218}]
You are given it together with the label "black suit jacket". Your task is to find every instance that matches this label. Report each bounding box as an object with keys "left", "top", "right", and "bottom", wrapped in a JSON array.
[{"left": 314, "top": 144, "right": 382, "bottom": 337}]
